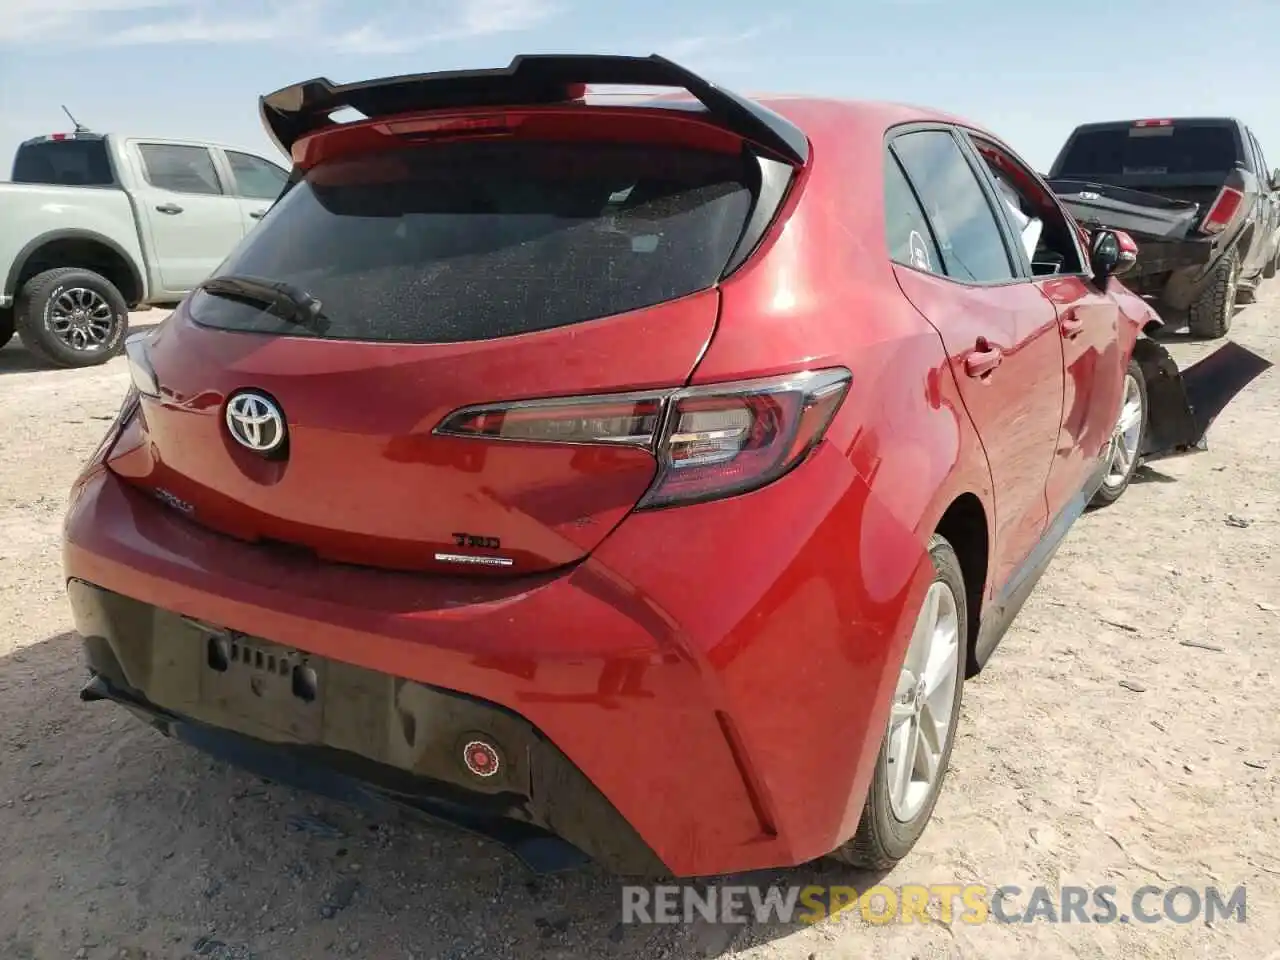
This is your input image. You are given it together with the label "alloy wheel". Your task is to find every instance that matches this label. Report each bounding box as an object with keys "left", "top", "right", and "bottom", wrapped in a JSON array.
[
  {"left": 886, "top": 579, "right": 962, "bottom": 822},
  {"left": 48, "top": 287, "right": 116, "bottom": 352},
  {"left": 1102, "top": 372, "right": 1144, "bottom": 490}
]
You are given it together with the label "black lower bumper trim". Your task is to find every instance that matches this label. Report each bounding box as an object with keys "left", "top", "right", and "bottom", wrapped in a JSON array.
[
  {"left": 84, "top": 673, "right": 592, "bottom": 873},
  {"left": 70, "top": 579, "right": 669, "bottom": 877}
]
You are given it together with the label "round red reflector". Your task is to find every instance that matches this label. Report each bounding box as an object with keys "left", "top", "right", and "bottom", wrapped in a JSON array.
[{"left": 463, "top": 739, "right": 500, "bottom": 778}]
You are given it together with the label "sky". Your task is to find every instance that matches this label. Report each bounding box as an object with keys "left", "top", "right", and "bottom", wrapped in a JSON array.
[{"left": 2, "top": 0, "right": 1279, "bottom": 176}]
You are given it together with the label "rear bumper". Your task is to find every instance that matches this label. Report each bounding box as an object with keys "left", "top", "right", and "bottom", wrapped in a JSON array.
[
  {"left": 63, "top": 456, "right": 929, "bottom": 877},
  {"left": 73, "top": 583, "right": 660, "bottom": 875}
]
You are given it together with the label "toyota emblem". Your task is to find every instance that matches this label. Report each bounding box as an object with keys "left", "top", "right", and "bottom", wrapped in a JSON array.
[{"left": 225, "top": 391, "right": 286, "bottom": 453}]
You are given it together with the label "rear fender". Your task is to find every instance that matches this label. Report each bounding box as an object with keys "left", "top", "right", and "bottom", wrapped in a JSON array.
[{"left": 1135, "top": 338, "right": 1272, "bottom": 462}]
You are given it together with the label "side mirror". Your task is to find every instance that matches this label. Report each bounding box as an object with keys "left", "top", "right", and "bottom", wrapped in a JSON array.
[{"left": 1090, "top": 228, "right": 1138, "bottom": 282}]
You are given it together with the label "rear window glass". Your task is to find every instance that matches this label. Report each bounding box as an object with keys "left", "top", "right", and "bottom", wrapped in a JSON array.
[
  {"left": 189, "top": 140, "right": 755, "bottom": 343},
  {"left": 12, "top": 138, "right": 115, "bottom": 186},
  {"left": 1056, "top": 124, "right": 1240, "bottom": 177}
]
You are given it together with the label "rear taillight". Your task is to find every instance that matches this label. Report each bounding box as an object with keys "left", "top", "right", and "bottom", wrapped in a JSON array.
[
  {"left": 1200, "top": 186, "right": 1245, "bottom": 235},
  {"left": 1133, "top": 119, "right": 1173, "bottom": 128},
  {"left": 435, "top": 369, "right": 851, "bottom": 509},
  {"left": 438, "top": 394, "right": 664, "bottom": 445}
]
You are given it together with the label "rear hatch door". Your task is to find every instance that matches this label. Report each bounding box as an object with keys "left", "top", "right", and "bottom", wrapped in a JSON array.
[{"left": 115, "top": 135, "right": 761, "bottom": 575}]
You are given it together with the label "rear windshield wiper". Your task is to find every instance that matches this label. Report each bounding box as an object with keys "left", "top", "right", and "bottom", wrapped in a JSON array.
[{"left": 195, "top": 274, "right": 330, "bottom": 333}]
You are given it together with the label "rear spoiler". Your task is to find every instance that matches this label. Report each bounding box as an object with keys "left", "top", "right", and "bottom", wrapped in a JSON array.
[{"left": 258, "top": 53, "right": 810, "bottom": 167}]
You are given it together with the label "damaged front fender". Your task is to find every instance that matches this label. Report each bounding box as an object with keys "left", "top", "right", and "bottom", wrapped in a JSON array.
[{"left": 1134, "top": 338, "right": 1273, "bottom": 463}]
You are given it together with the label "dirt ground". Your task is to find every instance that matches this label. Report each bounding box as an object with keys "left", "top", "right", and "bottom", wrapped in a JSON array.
[{"left": 1, "top": 296, "right": 1277, "bottom": 960}]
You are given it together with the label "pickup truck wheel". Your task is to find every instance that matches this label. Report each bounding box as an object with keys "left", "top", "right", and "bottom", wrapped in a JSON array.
[
  {"left": 1186, "top": 249, "right": 1238, "bottom": 339},
  {"left": 15, "top": 267, "right": 129, "bottom": 368},
  {"left": 1266, "top": 248, "right": 1280, "bottom": 280},
  {"left": 0, "top": 307, "right": 13, "bottom": 349}
]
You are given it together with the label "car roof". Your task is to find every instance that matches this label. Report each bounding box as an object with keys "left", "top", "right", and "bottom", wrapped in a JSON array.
[{"left": 584, "top": 90, "right": 997, "bottom": 149}]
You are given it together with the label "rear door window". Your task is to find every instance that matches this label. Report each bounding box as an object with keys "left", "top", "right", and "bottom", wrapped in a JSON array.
[
  {"left": 137, "top": 143, "right": 224, "bottom": 195},
  {"left": 189, "top": 140, "right": 755, "bottom": 343},
  {"left": 890, "top": 130, "right": 1017, "bottom": 284},
  {"left": 1249, "top": 131, "right": 1271, "bottom": 181},
  {"left": 883, "top": 152, "right": 943, "bottom": 274},
  {"left": 226, "top": 150, "right": 288, "bottom": 200},
  {"left": 1056, "top": 123, "right": 1240, "bottom": 177}
]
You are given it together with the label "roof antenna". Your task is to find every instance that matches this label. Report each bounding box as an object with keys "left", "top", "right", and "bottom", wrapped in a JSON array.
[{"left": 61, "top": 105, "right": 90, "bottom": 134}]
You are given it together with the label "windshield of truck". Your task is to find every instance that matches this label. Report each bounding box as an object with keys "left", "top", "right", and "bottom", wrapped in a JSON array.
[
  {"left": 188, "top": 139, "right": 755, "bottom": 344},
  {"left": 1055, "top": 124, "right": 1240, "bottom": 178},
  {"left": 12, "top": 138, "right": 115, "bottom": 186}
]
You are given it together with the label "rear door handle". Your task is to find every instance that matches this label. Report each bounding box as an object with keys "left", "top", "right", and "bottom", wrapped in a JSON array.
[
  {"left": 155, "top": 203, "right": 184, "bottom": 215},
  {"left": 250, "top": 210, "right": 266, "bottom": 220},
  {"left": 964, "top": 341, "right": 1004, "bottom": 379},
  {"left": 1060, "top": 313, "right": 1085, "bottom": 338}
]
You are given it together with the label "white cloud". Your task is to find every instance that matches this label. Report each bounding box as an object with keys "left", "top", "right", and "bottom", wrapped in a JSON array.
[
  {"left": 0, "top": 0, "right": 559, "bottom": 48},
  {"left": 0, "top": 0, "right": 183, "bottom": 42},
  {"left": 97, "top": 0, "right": 318, "bottom": 45},
  {"left": 650, "top": 17, "right": 790, "bottom": 76},
  {"left": 330, "top": 0, "right": 559, "bottom": 54}
]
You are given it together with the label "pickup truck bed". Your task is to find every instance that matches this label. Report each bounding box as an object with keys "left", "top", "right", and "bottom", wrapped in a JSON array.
[{"left": 1049, "top": 178, "right": 1213, "bottom": 278}]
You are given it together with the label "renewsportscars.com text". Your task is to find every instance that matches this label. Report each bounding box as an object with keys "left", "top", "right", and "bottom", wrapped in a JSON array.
[{"left": 621, "top": 884, "right": 1247, "bottom": 925}]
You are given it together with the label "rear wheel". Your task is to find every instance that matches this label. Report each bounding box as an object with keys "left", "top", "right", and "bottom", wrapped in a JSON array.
[
  {"left": 1186, "top": 248, "right": 1238, "bottom": 339},
  {"left": 14, "top": 267, "right": 129, "bottom": 368},
  {"left": 0, "top": 306, "right": 13, "bottom": 349},
  {"left": 1090, "top": 359, "right": 1147, "bottom": 508},
  {"left": 1264, "top": 247, "right": 1279, "bottom": 280},
  {"left": 829, "top": 534, "right": 966, "bottom": 870}
]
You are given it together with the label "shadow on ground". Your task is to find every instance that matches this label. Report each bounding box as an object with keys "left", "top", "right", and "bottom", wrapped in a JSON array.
[
  {"left": 0, "top": 315, "right": 164, "bottom": 376},
  {"left": 0, "top": 633, "right": 875, "bottom": 960},
  {"left": 1132, "top": 464, "right": 1179, "bottom": 485}
]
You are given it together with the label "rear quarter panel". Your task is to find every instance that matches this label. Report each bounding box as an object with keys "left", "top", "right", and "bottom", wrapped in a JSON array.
[
  {"left": 610, "top": 102, "right": 996, "bottom": 860},
  {"left": 0, "top": 182, "right": 146, "bottom": 302}
]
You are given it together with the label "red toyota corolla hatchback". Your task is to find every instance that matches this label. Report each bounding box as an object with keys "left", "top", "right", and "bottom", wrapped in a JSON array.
[{"left": 63, "top": 55, "right": 1264, "bottom": 878}]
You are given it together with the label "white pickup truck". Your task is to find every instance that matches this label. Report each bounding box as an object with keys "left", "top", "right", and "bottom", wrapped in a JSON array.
[{"left": 0, "top": 130, "right": 288, "bottom": 367}]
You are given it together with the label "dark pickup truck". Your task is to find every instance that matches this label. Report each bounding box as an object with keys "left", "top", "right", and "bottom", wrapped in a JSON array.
[{"left": 1047, "top": 117, "right": 1280, "bottom": 337}]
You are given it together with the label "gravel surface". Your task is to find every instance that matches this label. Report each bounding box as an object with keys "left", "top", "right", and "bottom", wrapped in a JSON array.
[{"left": 1, "top": 299, "right": 1277, "bottom": 960}]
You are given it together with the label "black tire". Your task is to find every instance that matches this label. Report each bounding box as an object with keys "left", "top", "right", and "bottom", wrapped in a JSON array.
[
  {"left": 1089, "top": 358, "right": 1148, "bottom": 509},
  {"left": 1263, "top": 248, "right": 1278, "bottom": 280},
  {"left": 828, "top": 534, "right": 967, "bottom": 870},
  {"left": 0, "top": 306, "right": 13, "bottom": 349},
  {"left": 14, "top": 267, "right": 129, "bottom": 368},
  {"left": 1186, "top": 248, "right": 1238, "bottom": 339}
]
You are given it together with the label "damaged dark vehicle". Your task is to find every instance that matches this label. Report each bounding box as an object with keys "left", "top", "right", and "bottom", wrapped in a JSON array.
[{"left": 1050, "top": 117, "right": 1280, "bottom": 338}]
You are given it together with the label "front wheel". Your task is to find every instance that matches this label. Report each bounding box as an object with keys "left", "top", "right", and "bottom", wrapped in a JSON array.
[
  {"left": 0, "top": 306, "right": 13, "bottom": 349},
  {"left": 829, "top": 534, "right": 967, "bottom": 870},
  {"left": 1090, "top": 359, "right": 1147, "bottom": 508}
]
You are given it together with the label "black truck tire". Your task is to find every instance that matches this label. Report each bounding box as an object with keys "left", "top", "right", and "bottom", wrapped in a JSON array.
[
  {"left": 14, "top": 267, "right": 129, "bottom": 368},
  {"left": 0, "top": 306, "right": 13, "bottom": 349},
  {"left": 1186, "top": 248, "right": 1239, "bottom": 339},
  {"left": 1265, "top": 247, "right": 1279, "bottom": 280}
]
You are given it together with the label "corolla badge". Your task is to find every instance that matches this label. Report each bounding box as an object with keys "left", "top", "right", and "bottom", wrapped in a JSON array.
[{"left": 225, "top": 391, "right": 286, "bottom": 453}]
